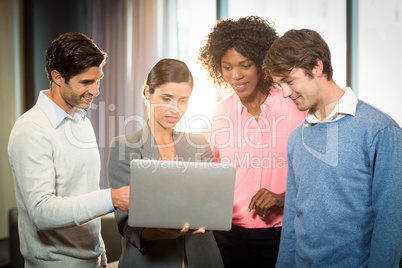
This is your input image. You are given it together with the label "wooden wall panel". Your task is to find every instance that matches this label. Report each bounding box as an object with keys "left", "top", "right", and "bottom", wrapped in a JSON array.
[{"left": 0, "top": 0, "right": 20, "bottom": 239}]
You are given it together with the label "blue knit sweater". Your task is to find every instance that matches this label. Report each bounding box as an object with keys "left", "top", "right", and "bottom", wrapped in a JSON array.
[{"left": 276, "top": 101, "right": 402, "bottom": 267}]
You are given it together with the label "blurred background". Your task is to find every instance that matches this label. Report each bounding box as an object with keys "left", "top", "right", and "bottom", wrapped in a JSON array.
[{"left": 1, "top": 1, "right": 401, "bottom": 265}]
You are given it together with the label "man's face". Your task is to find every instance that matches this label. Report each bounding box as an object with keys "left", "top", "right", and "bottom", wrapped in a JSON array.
[
  {"left": 58, "top": 66, "right": 104, "bottom": 114},
  {"left": 272, "top": 67, "right": 320, "bottom": 113}
]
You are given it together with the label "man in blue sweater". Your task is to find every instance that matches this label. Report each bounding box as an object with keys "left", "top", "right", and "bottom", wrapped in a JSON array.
[{"left": 263, "top": 29, "right": 402, "bottom": 267}]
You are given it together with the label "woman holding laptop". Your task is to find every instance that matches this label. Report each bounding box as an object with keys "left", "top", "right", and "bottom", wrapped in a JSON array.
[{"left": 107, "top": 58, "right": 223, "bottom": 267}]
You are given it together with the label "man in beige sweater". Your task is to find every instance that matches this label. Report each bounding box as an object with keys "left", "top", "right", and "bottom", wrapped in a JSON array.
[{"left": 8, "top": 32, "right": 129, "bottom": 268}]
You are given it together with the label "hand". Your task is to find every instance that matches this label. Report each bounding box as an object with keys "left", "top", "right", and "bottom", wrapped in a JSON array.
[
  {"left": 248, "top": 188, "right": 285, "bottom": 218},
  {"left": 111, "top": 186, "right": 130, "bottom": 212},
  {"left": 157, "top": 225, "right": 206, "bottom": 239},
  {"left": 142, "top": 224, "right": 206, "bottom": 241}
]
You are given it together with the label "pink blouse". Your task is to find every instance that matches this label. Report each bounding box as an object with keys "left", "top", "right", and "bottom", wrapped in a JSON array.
[{"left": 203, "top": 88, "right": 307, "bottom": 228}]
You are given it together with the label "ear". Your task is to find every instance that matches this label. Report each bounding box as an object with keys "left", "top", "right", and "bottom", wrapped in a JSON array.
[
  {"left": 312, "top": 59, "right": 324, "bottom": 77},
  {"left": 51, "top": 70, "right": 64, "bottom": 87},
  {"left": 144, "top": 85, "right": 151, "bottom": 100}
]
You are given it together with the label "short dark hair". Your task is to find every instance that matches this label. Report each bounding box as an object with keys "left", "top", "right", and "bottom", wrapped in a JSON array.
[
  {"left": 263, "top": 29, "right": 333, "bottom": 81},
  {"left": 45, "top": 32, "right": 106, "bottom": 84},
  {"left": 198, "top": 16, "right": 278, "bottom": 94},
  {"left": 142, "top": 58, "right": 194, "bottom": 98}
]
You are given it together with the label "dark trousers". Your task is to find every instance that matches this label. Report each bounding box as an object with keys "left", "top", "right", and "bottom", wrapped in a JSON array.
[{"left": 213, "top": 224, "right": 281, "bottom": 268}]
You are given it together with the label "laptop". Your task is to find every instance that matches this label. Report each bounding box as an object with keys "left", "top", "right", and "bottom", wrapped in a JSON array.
[{"left": 128, "top": 159, "right": 236, "bottom": 231}]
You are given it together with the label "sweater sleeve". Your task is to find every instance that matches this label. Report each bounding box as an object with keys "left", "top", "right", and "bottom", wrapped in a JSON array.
[
  {"left": 276, "top": 136, "right": 297, "bottom": 268},
  {"left": 8, "top": 121, "right": 110, "bottom": 231},
  {"left": 368, "top": 125, "right": 402, "bottom": 267},
  {"left": 107, "top": 136, "right": 150, "bottom": 252}
]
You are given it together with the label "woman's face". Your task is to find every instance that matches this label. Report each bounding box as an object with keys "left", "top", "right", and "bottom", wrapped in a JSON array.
[
  {"left": 221, "top": 48, "right": 260, "bottom": 99},
  {"left": 146, "top": 82, "right": 192, "bottom": 130}
]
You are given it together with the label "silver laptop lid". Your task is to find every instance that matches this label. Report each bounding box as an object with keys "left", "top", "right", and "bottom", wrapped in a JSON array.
[{"left": 128, "top": 159, "right": 236, "bottom": 231}]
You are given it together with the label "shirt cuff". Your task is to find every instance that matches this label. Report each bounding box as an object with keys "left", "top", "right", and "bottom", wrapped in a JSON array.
[
  {"left": 101, "top": 251, "right": 107, "bottom": 267},
  {"left": 103, "top": 188, "right": 116, "bottom": 212}
]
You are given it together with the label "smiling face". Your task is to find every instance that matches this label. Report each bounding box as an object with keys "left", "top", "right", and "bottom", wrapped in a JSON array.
[
  {"left": 51, "top": 65, "right": 104, "bottom": 115},
  {"left": 221, "top": 48, "right": 261, "bottom": 100},
  {"left": 272, "top": 67, "right": 322, "bottom": 112},
  {"left": 145, "top": 82, "right": 192, "bottom": 131}
]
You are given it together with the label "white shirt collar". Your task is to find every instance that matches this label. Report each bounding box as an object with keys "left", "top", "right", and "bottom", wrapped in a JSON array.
[
  {"left": 305, "top": 87, "right": 358, "bottom": 124},
  {"left": 36, "top": 90, "right": 86, "bottom": 128}
]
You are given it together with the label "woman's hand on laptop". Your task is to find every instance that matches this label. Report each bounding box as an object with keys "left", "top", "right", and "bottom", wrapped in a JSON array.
[
  {"left": 141, "top": 225, "right": 206, "bottom": 241},
  {"left": 158, "top": 225, "right": 206, "bottom": 239}
]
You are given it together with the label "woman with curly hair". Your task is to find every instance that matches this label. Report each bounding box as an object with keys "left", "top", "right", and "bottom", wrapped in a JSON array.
[{"left": 198, "top": 16, "right": 307, "bottom": 267}]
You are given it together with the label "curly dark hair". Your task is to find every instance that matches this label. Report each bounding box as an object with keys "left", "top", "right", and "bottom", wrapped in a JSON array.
[{"left": 198, "top": 16, "right": 278, "bottom": 94}]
